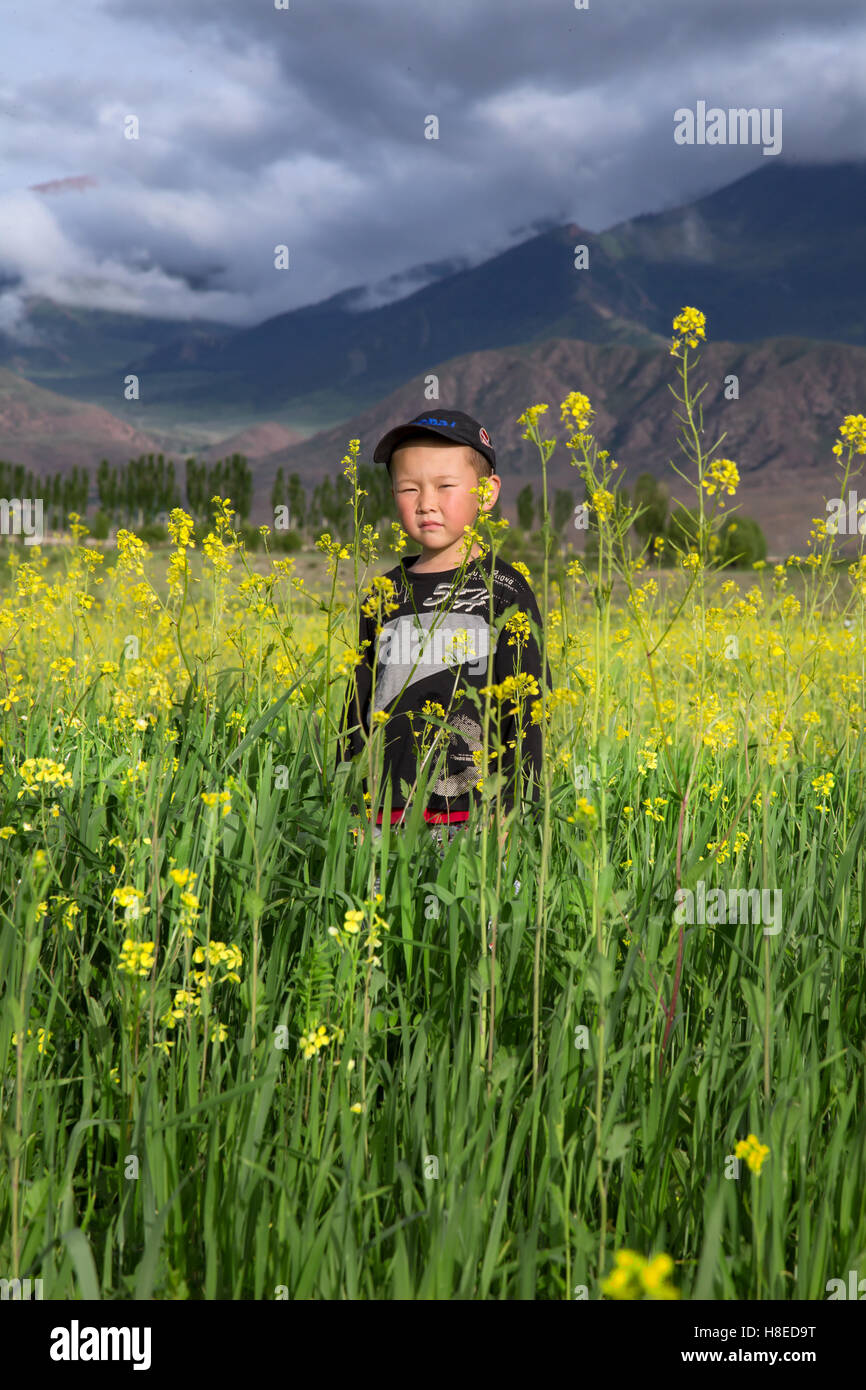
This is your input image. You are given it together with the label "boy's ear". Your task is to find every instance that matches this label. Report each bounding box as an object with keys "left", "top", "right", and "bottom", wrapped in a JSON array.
[{"left": 482, "top": 474, "right": 502, "bottom": 508}]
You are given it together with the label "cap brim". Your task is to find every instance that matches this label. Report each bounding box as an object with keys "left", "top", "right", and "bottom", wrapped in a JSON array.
[{"left": 373, "top": 424, "right": 452, "bottom": 464}]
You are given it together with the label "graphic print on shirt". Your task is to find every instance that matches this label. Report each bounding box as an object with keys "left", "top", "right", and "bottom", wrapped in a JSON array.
[
  {"left": 420, "top": 582, "right": 489, "bottom": 613},
  {"left": 371, "top": 609, "right": 497, "bottom": 713},
  {"left": 430, "top": 710, "right": 483, "bottom": 798}
]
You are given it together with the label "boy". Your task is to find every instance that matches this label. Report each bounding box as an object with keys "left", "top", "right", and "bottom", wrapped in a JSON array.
[{"left": 335, "top": 408, "right": 552, "bottom": 853}]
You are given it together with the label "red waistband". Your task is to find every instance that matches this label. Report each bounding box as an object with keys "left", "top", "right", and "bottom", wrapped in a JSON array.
[{"left": 374, "top": 809, "right": 471, "bottom": 827}]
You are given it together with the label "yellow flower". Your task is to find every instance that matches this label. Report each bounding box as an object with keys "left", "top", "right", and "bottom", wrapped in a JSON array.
[
  {"left": 592, "top": 489, "right": 615, "bottom": 523},
  {"left": 17, "top": 757, "right": 73, "bottom": 796},
  {"left": 49, "top": 656, "right": 76, "bottom": 680},
  {"left": 299, "top": 1023, "right": 332, "bottom": 1060},
  {"left": 670, "top": 305, "right": 706, "bottom": 354},
  {"left": 202, "top": 531, "right": 234, "bottom": 574},
  {"left": 480, "top": 672, "right": 539, "bottom": 715},
  {"left": 559, "top": 391, "right": 595, "bottom": 434},
  {"left": 118, "top": 939, "right": 156, "bottom": 978},
  {"left": 115, "top": 529, "right": 149, "bottom": 576},
  {"left": 12, "top": 1026, "right": 53, "bottom": 1055},
  {"left": 734, "top": 1133, "right": 770, "bottom": 1174},
  {"left": 603, "top": 1267, "right": 633, "bottom": 1297},
  {"left": 702, "top": 458, "right": 740, "bottom": 498},
  {"left": 833, "top": 413, "right": 866, "bottom": 456},
  {"left": 164, "top": 988, "right": 202, "bottom": 1026},
  {"left": 167, "top": 508, "right": 196, "bottom": 548},
  {"left": 505, "top": 610, "right": 531, "bottom": 646},
  {"left": 113, "top": 885, "right": 149, "bottom": 920},
  {"left": 516, "top": 403, "right": 549, "bottom": 438},
  {"left": 360, "top": 574, "right": 399, "bottom": 620},
  {"left": 641, "top": 1253, "right": 676, "bottom": 1295},
  {"left": 62, "top": 901, "right": 80, "bottom": 931},
  {"left": 602, "top": 1249, "right": 679, "bottom": 1300},
  {"left": 170, "top": 867, "right": 197, "bottom": 888},
  {"left": 335, "top": 645, "right": 367, "bottom": 678}
]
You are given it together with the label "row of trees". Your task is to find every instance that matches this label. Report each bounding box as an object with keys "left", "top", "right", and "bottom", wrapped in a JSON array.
[
  {"left": 0, "top": 461, "right": 90, "bottom": 532},
  {"left": 0, "top": 454, "right": 257, "bottom": 533},
  {"left": 580, "top": 472, "right": 768, "bottom": 567},
  {"left": 95, "top": 454, "right": 254, "bottom": 527},
  {"left": 271, "top": 464, "right": 397, "bottom": 539},
  {"left": 0, "top": 454, "right": 767, "bottom": 564}
]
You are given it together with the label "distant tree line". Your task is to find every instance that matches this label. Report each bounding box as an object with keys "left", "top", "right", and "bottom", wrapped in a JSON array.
[
  {"left": 511, "top": 475, "right": 766, "bottom": 566},
  {"left": 0, "top": 452, "right": 256, "bottom": 540},
  {"left": 0, "top": 460, "right": 89, "bottom": 531},
  {"left": 94, "top": 454, "right": 254, "bottom": 530},
  {"left": 0, "top": 454, "right": 767, "bottom": 565},
  {"left": 576, "top": 472, "right": 767, "bottom": 568},
  {"left": 271, "top": 463, "right": 395, "bottom": 538}
]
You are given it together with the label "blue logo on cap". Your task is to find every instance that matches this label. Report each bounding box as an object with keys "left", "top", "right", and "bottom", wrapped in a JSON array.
[{"left": 413, "top": 416, "right": 455, "bottom": 427}]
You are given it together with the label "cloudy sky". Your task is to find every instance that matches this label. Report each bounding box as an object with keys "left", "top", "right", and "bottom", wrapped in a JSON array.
[{"left": 0, "top": 0, "right": 864, "bottom": 335}]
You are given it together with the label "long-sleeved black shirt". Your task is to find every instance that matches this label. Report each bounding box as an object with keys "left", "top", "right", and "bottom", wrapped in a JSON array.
[{"left": 335, "top": 550, "right": 552, "bottom": 823}]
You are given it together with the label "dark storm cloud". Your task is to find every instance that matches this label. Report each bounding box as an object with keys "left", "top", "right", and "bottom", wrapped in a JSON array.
[{"left": 0, "top": 0, "right": 863, "bottom": 332}]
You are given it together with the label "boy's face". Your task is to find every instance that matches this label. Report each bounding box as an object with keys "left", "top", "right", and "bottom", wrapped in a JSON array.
[{"left": 390, "top": 440, "right": 501, "bottom": 570}]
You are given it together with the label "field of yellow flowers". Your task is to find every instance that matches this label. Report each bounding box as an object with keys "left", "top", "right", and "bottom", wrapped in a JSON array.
[{"left": 1, "top": 309, "right": 865, "bottom": 1299}]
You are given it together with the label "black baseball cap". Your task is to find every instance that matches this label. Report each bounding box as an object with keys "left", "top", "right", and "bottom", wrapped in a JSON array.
[{"left": 373, "top": 408, "right": 496, "bottom": 472}]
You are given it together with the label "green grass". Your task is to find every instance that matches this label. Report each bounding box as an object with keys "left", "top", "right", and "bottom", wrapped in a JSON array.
[
  {"left": 2, "top": 674, "right": 864, "bottom": 1298},
  {"left": 2, "top": 335, "right": 865, "bottom": 1299}
]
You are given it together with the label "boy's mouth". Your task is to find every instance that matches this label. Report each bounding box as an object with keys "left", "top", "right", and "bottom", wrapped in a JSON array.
[{"left": 419, "top": 522, "right": 442, "bottom": 529}]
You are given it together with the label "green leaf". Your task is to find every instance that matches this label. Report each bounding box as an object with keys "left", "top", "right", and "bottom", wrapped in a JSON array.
[
  {"left": 63, "top": 1227, "right": 100, "bottom": 1300},
  {"left": 603, "top": 1122, "right": 636, "bottom": 1163},
  {"left": 583, "top": 952, "right": 616, "bottom": 1002},
  {"left": 596, "top": 863, "right": 615, "bottom": 907},
  {"left": 244, "top": 888, "right": 266, "bottom": 921}
]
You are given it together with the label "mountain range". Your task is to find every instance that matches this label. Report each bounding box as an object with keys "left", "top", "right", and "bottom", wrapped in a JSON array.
[{"left": 0, "top": 159, "right": 864, "bottom": 554}]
